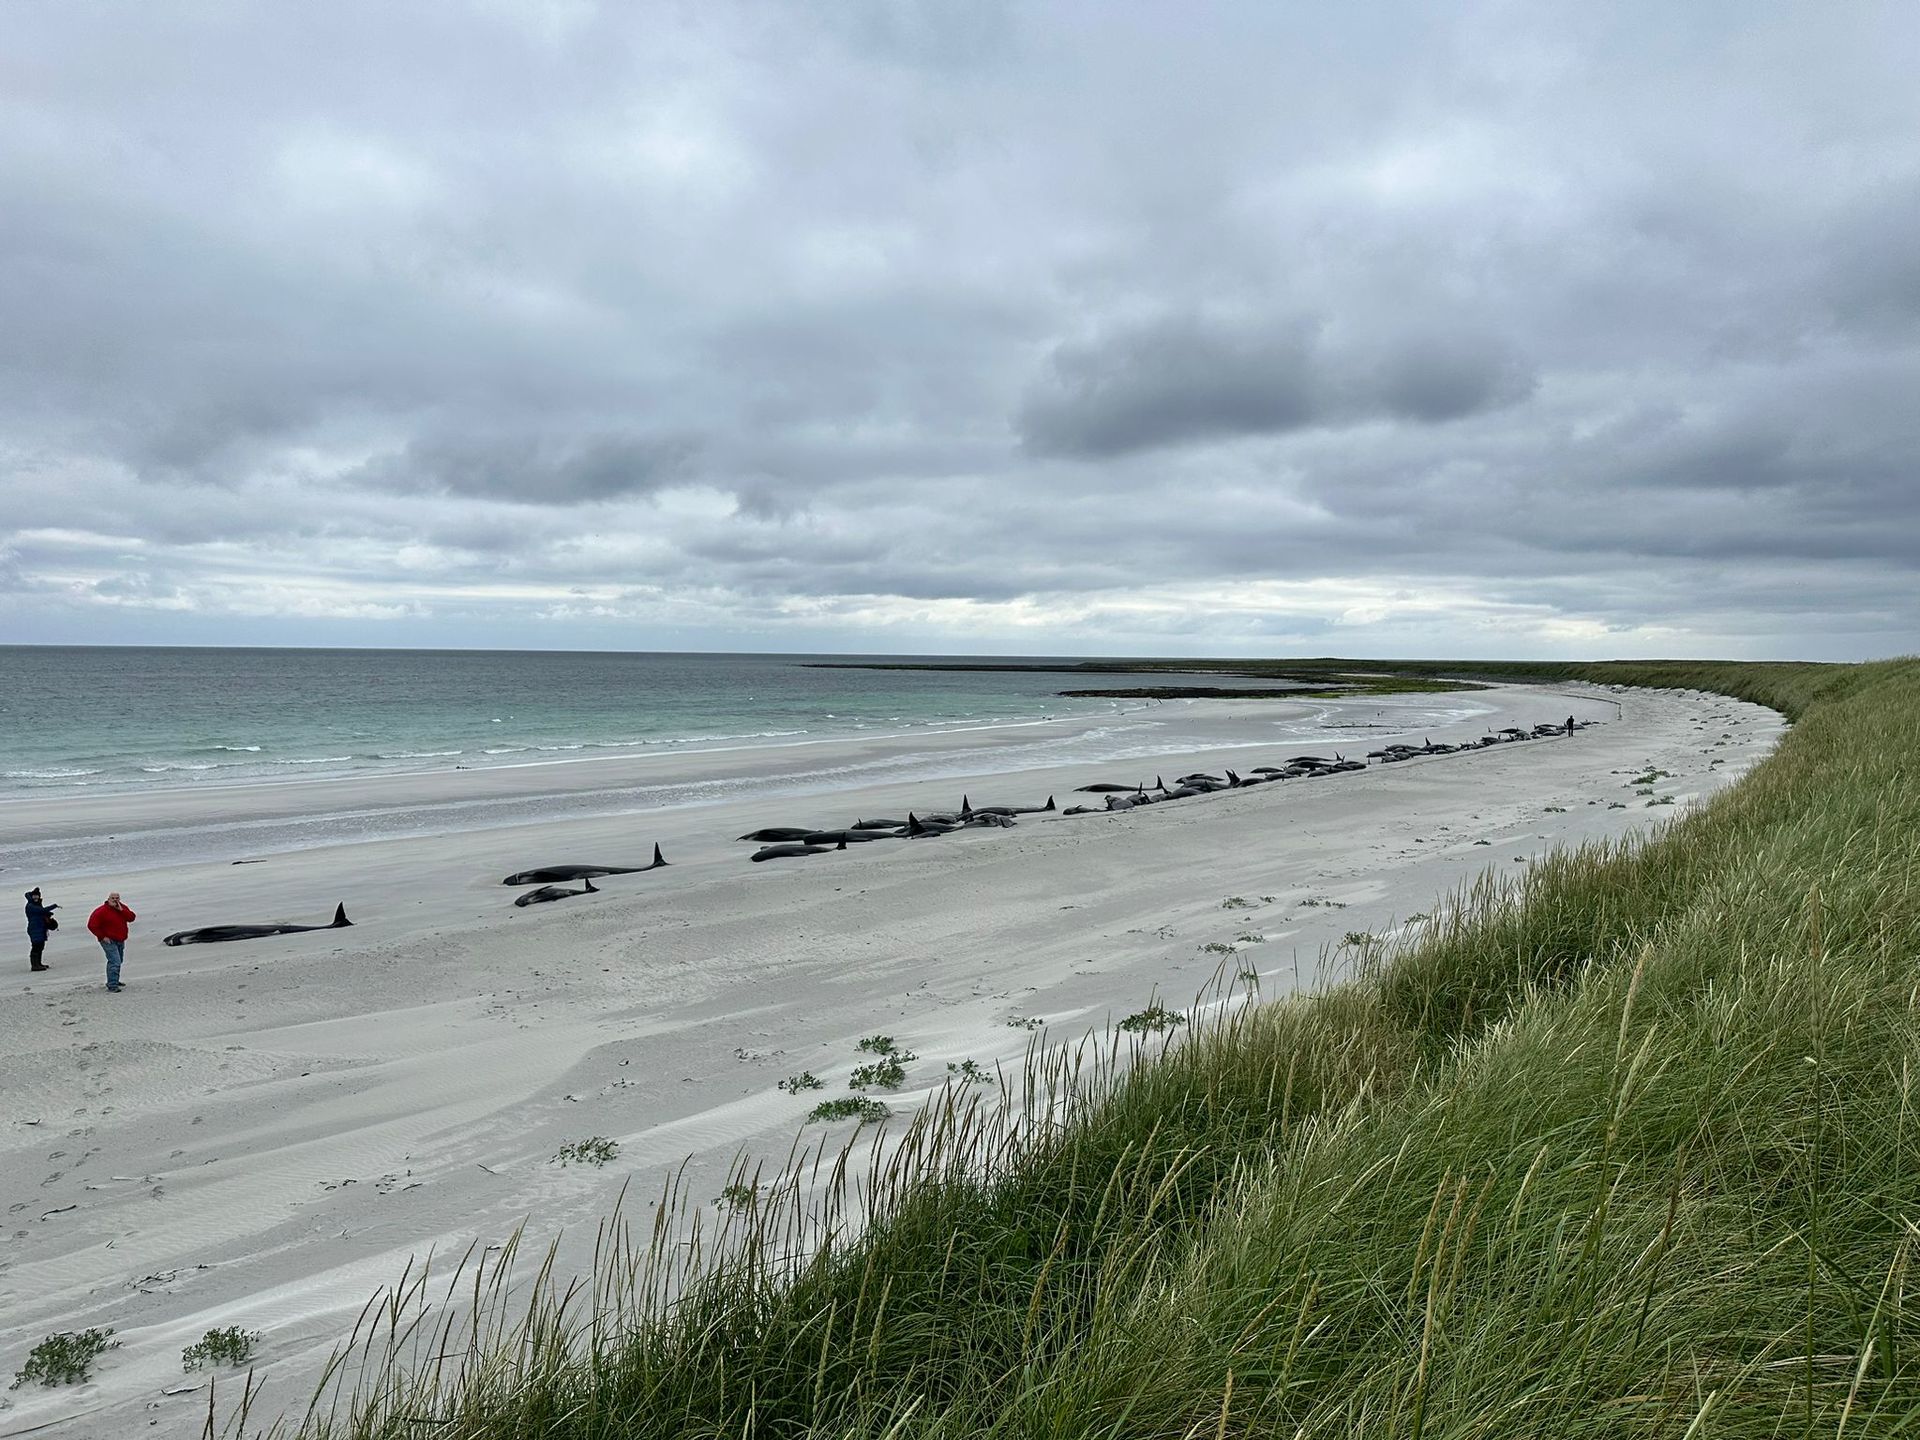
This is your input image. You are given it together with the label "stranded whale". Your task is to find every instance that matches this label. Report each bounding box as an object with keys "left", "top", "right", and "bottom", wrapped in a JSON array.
[
  {"left": 514, "top": 877, "right": 598, "bottom": 907},
  {"left": 163, "top": 903, "right": 353, "bottom": 947},
  {"left": 502, "top": 845, "right": 667, "bottom": 886}
]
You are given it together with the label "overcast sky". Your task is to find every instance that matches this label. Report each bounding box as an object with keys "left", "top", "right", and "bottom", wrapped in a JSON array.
[{"left": 3, "top": 2, "right": 1916, "bottom": 659}]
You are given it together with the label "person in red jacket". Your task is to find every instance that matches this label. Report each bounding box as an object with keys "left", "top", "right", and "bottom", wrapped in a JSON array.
[{"left": 86, "top": 892, "right": 137, "bottom": 993}]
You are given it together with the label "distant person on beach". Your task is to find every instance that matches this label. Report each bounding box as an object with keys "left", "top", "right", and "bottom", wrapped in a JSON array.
[
  {"left": 86, "top": 892, "right": 137, "bottom": 992},
  {"left": 1565, "top": 715, "right": 1576, "bottom": 735},
  {"left": 25, "top": 887, "right": 58, "bottom": 972}
]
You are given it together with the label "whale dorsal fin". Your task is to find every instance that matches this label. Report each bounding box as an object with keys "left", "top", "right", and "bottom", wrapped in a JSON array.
[
  {"left": 651, "top": 842, "right": 667, "bottom": 868},
  {"left": 584, "top": 877, "right": 598, "bottom": 893},
  {"left": 331, "top": 902, "right": 352, "bottom": 928},
  {"left": 1044, "top": 795, "right": 1055, "bottom": 810}
]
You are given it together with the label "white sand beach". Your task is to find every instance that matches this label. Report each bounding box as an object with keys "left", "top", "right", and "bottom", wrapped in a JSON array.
[{"left": 0, "top": 683, "right": 1784, "bottom": 1437}]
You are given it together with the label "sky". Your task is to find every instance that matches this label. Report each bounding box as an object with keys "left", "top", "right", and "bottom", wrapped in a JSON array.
[{"left": 2, "top": 2, "right": 1916, "bottom": 660}]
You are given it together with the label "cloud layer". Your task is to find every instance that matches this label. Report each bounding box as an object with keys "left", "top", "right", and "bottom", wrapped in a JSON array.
[{"left": 2, "top": 1, "right": 1916, "bottom": 658}]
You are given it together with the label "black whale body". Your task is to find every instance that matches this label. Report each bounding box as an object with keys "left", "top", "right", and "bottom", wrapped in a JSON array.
[
  {"left": 164, "top": 903, "right": 353, "bottom": 946},
  {"left": 515, "top": 878, "right": 598, "bottom": 907},
  {"left": 751, "top": 838, "right": 847, "bottom": 862},
  {"left": 502, "top": 845, "right": 667, "bottom": 885}
]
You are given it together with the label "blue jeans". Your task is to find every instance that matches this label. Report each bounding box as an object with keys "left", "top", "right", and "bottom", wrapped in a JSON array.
[{"left": 100, "top": 939, "right": 124, "bottom": 987}]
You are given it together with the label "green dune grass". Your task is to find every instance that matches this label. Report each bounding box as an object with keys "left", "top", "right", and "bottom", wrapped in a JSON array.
[{"left": 287, "top": 658, "right": 1920, "bottom": 1439}]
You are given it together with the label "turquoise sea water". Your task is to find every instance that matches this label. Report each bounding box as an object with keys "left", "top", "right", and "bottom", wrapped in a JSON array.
[{"left": 0, "top": 648, "right": 1155, "bottom": 797}]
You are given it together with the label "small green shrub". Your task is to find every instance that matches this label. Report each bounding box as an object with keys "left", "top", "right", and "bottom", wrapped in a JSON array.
[
  {"left": 946, "top": 1059, "right": 991, "bottom": 1084},
  {"left": 849, "top": 1058, "right": 907, "bottom": 1090},
  {"left": 553, "top": 1137, "right": 618, "bottom": 1168},
  {"left": 1198, "top": 941, "right": 1236, "bottom": 956},
  {"left": 777, "top": 1072, "right": 824, "bottom": 1093},
  {"left": 11, "top": 1329, "right": 117, "bottom": 1389},
  {"left": 855, "top": 1035, "right": 895, "bottom": 1054},
  {"left": 1117, "top": 1004, "right": 1185, "bottom": 1034},
  {"left": 182, "top": 1327, "right": 258, "bottom": 1372},
  {"left": 1219, "top": 896, "right": 1257, "bottom": 910},
  {"left": 1006, "top": 1016, "right": 1044, "bottom": 1031},
  {"left": 713, "top": 1183, "right": 758, "bottom": 1211},
  {"left": 1233, "top": 932, "right": 1265, "bottom": 943},
  {"left": 1341, "top": 931, "right": 1374, "bottom": 948},
  {"left": 807, "top": 1096, "right": 890, "bottom": 1124}
]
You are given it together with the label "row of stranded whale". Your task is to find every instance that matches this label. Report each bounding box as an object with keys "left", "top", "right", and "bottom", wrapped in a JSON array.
[{"left": 156, "top": 715, "right": 1598, "bottom": 939}]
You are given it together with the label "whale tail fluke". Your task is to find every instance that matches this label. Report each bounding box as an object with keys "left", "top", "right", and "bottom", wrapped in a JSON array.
[
  {"left": 331, "top": 903, "right": 353, "bottom": 928},
  {"left": 650, "top": 842, "right": 667, "bottom": 868},
  {"left": 1226, "top": 769, "right": 1240, "bottom": 786}
]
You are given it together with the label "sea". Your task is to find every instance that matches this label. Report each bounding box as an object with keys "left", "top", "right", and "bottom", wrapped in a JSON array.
[{"left": 0, "top": 648, "right": 1173, "bottom": 798}]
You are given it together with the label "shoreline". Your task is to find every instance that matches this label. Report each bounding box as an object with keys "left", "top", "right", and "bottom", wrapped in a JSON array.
[
  {"left": 0, "top": 682, "right": 1784, "bottom": 1438},
  {"left": 0, "top": 705, "right": 1140, "bottom": 807},
  {"left": 0, "top": 693, "right": 1508, "bottom": 876}
]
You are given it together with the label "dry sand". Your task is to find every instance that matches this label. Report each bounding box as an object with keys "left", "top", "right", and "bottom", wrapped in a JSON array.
[{"left": 0, "top": 683, "right": 1783, "bottom": 1437}]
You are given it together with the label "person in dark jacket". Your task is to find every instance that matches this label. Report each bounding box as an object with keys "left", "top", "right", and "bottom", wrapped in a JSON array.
[
  {"left": 86, "top": 892, "right": 136, "bottom": 992},
  {"left": 25, "top": 888, "right": 58, "bottom": 972}
]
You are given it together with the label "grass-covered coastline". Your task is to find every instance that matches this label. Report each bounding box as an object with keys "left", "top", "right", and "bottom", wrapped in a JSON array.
[{"left": 290, "top": 658, "right": 1919, "bottom": 1439}]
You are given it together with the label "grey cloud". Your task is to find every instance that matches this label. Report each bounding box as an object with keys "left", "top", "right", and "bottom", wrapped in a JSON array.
[
  {"left": 1018, "top": 313, "right": 1535, "bottom": 457},
  {"left": 1018, "top": 315, "right": 1322, "bottom": 458},
  {"left": 1370, "top": 331, "right": 1536, "bottom": 423},
  {"left": 373, "top": 432, "right": 700, "bottom": 505}
]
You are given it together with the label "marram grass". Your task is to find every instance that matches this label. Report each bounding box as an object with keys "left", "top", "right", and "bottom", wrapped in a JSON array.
[{"left": 271, "top": 658, "right": 1920, "bottom": 1439}]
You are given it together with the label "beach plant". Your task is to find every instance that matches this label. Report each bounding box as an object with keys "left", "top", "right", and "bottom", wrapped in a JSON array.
[
  {"left": 776, "top": 1072, "right": 824, "bottom": 1093},
  {"left": 713, "top": 1184, "right": 758, "bottom": 1212},
  {"left": 182, "top": 1327, "right": 258, "bottom": 1372},
  {"left": 1006, "top": 1016, "right": 1044, "bottom": 1031},
  {"left": 806, "top": 1096, "right": 889, "bottom": 1124},
  {"left": 855, "top": 1034, "right": 897, "bottom": 1055},
  {"left": 848, "top": 1058, "right": 907, "bottom": 1090},
  {"left": 552, "top": 1136, "right": 618, "bottom": 1168},
  {"left": 1198, "top": 941, "right": 1236, "bottom": 956},
  {"left": 1233, "top": 932, "right": 1265, "bottom": 943},
  {"left": 1117, "top": 1003, "right": 1185, "bottom": 1034},
  {"left": 1220, "top": 895, "right": 1257, "bottom": 909},
  {"left": 11, "top": 1329, "right": 116, "bottom": 1388},
  {"left": 946, "top": 1059, "right": 991, "bottom": 1084},
  {"left": 1341, "top": 930, "right": 1374, "bottom": 948}
]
